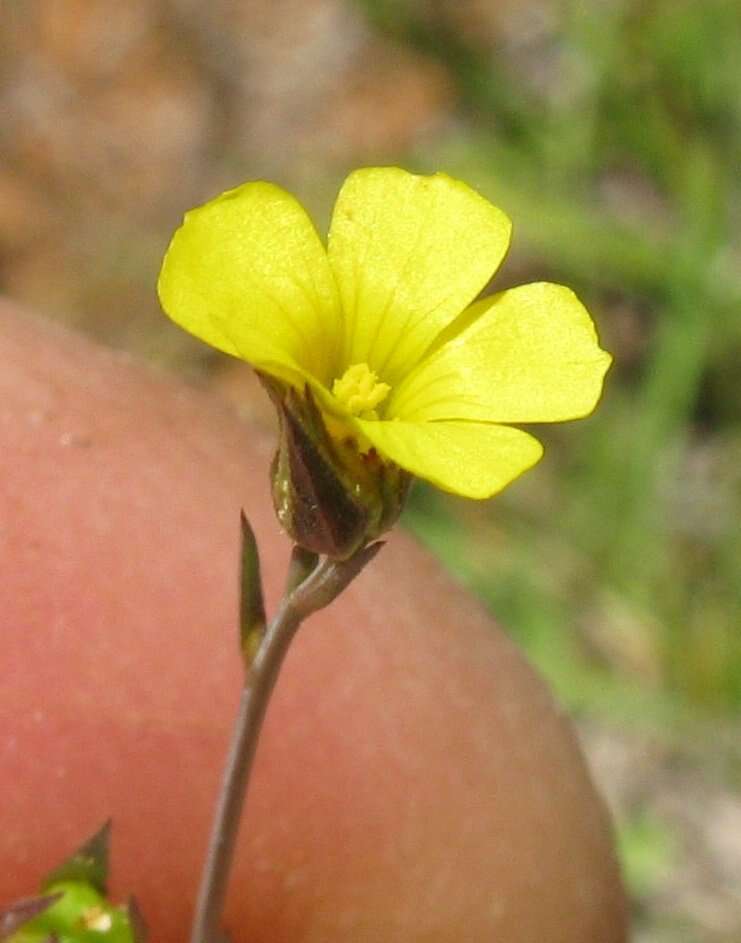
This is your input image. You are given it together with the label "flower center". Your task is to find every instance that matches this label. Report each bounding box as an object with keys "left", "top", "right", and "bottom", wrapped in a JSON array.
[{"left": 332, "top": 363, "right": 390, "bottom": 420}]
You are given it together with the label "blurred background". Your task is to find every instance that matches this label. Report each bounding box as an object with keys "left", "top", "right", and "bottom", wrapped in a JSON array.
[{"left": 2, "top": 1, "right": 740, "bottom": 939}]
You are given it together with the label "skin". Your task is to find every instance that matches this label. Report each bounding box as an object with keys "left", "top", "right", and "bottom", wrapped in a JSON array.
[{"left": 0, "top": 300, "right": 627, "bottom": 942}]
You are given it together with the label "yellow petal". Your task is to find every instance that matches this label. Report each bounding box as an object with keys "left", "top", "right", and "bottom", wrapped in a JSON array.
[
  {"left": 328, "top": 167, "right": 511, "bottom": 386},
  {"left": 389, "top": 283, "right": 612, "bottom": 423},
  {"left": 158, "top": 181, "right": 342, "bottom": 384},
  {"left": 356, "top": 419, "right": 543, "bottom": 499}
]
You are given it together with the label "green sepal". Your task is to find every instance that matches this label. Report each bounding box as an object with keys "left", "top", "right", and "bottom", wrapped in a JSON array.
[
  {"left": 41, "top": 822, "right": 110, "bottom": 895},
  {"left": 125, "top": 899, "right": 147, "bottom": 943},
  {"left": 0, "top": 894, "right": 62, "bottom": 941},
  {"left": 14, "top": 881, "right": 134, "bottom": 943},
  {"left": 293, "top": 541, "right": 384, "bottom": 615},
  {"left": 3, "top": 824, "right": 147, "bottom": 943},
  {"left": 263, "top": 379, "right": 370, "bottom": 558},
  {"left": 239, "top": 510, "right": 267, "bottom": 665},
  {"left": 260, "top": 375, "right": 411, "bottom": 559}
]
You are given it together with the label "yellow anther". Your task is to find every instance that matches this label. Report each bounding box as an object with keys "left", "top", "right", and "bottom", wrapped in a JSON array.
[
  {"left": 332, "top": 363, "right": 390, "bottom": 420},
  {"left": 80, "top": 906, "right": 113, "bottom": 933}
]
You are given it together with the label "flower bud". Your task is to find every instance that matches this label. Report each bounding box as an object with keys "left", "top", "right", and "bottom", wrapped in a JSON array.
[{"left": 261, "top": 378, "right": 411, "bottom": 559}]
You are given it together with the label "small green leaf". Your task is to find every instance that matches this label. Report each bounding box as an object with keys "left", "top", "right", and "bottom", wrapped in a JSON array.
[
  {"left": 617, "top": 809, "right": 675, "bottom": 897},
  {"left": 239, "top": 510, "right": 266, "bottom": 665},
  {"left": 284, "top": 546, "right": 319, "bottom": 595},
  {"left": 41, "top": 822, "right": 111, "bottom": 895}
]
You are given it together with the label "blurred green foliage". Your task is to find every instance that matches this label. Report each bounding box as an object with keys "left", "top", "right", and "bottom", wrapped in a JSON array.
[
  {"left": 356, "top": 0, "right": 741, "bottom": 715},
  {"left": 617, "top": 807, "right": 676, "bottom": 899}
]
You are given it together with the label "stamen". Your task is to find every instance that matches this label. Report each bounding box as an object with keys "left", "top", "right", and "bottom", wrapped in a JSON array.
[{"left": 332, "top": 363, "right": 390, "bottom": 420}]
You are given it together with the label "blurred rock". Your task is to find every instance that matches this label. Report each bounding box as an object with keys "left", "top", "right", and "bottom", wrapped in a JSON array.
[
  {"left": 315, "top": 41, "right": 452, "bottom": 159},
  {"left": 0, "top": 171, "right": 59, "bottom": 250},
  {"left": 1, "top": 0, "right": 454, "bottom": 351}
]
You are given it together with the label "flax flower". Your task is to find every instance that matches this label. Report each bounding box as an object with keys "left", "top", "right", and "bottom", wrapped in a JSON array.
[{"left": 158, "top": 167, "right": 610, "bottom": 504}]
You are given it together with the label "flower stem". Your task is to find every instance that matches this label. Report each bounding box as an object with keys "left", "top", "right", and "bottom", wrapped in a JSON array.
[
  {"left": 189, "top": 540, "right": 383, "bottom": 943},
  {"left": 188, "top": 599, "right": 304, "bottom": 943}
]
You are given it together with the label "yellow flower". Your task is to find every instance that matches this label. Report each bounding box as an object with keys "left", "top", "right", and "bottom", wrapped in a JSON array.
[{"left": 158, "top": 167, "right": 611, "bottom": 501}]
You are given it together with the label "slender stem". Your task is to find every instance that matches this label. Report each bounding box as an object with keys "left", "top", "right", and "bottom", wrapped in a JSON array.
[
  {"left": 189, "top": 539, "right": 383, "bottom": 943},
  {"left": 189, "top": 557, "right": 335, "bottom": 943},
  {"left": 189, "top": 609, "right": 297, "bottom": 943}
]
